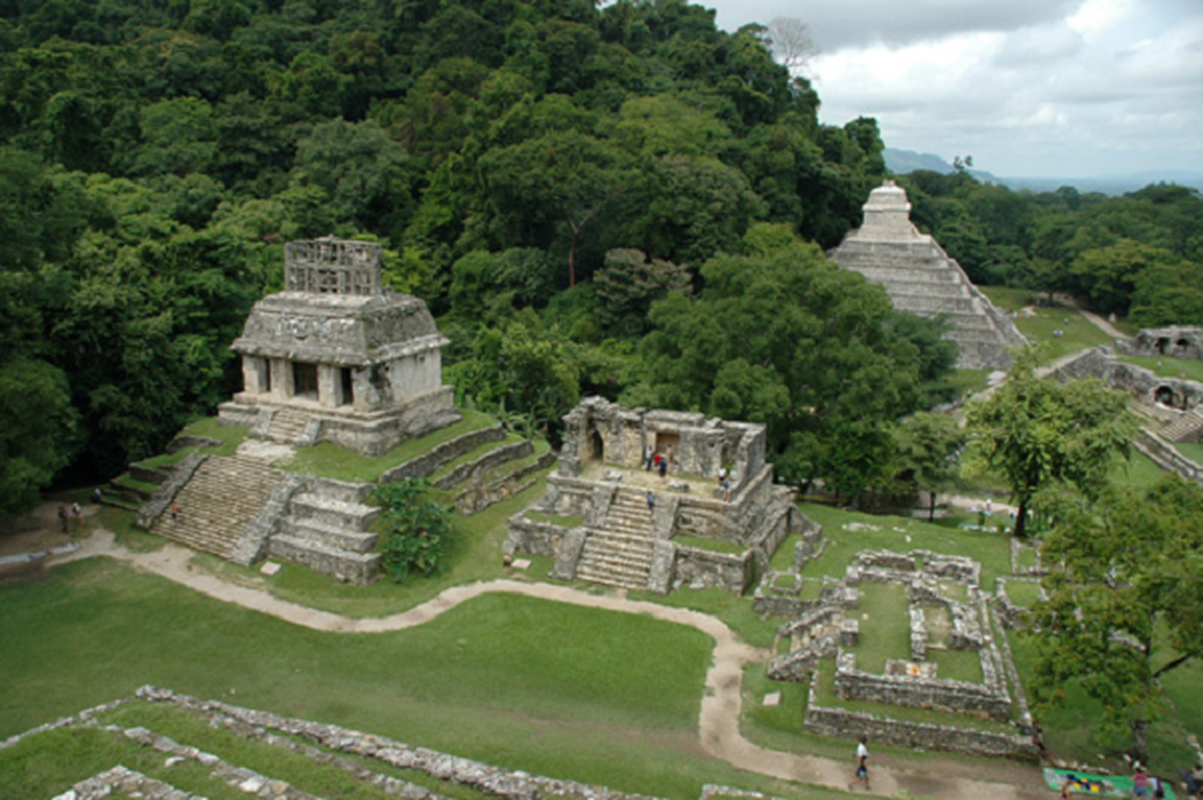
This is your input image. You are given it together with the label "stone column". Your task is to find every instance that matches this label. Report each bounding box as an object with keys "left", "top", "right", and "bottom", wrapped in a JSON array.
[
  {"left": 272, "top": 359, "right": 290, "bottom": 400},
  {"left": 318, "top": 365, "right": 338, "bottom": 408}
]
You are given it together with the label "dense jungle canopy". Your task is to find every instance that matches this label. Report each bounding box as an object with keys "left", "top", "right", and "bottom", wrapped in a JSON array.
[{"left": 1, "top": 0, "right": 1201, "bottom": 515}]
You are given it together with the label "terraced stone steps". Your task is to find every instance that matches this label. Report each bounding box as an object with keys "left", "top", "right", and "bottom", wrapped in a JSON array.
[
  {"left": 150, "top": 456, "right": 282, "bottom": 559},
  {"left": 1161, "top": 407, "right": 1203, "bottom": 442},
  {"left": 265, "top": 406, "right": 313, "bottom": 444},
  {"left": 575, "top": 488, "right": 657, "bottom": 590},
  {"left": 269, "top": 481, "right": 382, "bottom": 584}
]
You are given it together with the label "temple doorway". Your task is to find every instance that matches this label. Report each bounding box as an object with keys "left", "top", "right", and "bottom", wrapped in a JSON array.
[
  {"left": 293, "top": 362, "right": 319, "bottom": 401},
  {"left": 590, "top": 428, "right": 604, "bottom": 461}
]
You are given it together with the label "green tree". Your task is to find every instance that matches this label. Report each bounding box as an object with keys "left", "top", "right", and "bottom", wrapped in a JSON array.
[
  {"left": 371, "top": 478, "right": 454, "bottom": 581},
  {"left": 1032, "top": 477, "right": 1203, "bottom": 763},
  {"left": 964, "top": 347, "right": 1137, "bottom": 538},
  {"left": 0, "top": 357, "right": 79, "bottom": 516},
  {"left": 892, "top": 412, "right": 966, "bottom": 520},
  {"left": 593, "top": 247, "right": 691, "bottom": 338},
  {"left": 627, "top": 228, "right": 953, "bottom": 495}
]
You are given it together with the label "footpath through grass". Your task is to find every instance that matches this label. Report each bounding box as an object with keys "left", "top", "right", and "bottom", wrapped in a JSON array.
[{"left": 0, "top": 557, "right": 804, "bottom": 800}]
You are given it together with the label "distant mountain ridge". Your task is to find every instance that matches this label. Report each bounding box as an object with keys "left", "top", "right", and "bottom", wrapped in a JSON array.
[{"left": 883, "top": 148, "right": 1203, "bottom": 196}]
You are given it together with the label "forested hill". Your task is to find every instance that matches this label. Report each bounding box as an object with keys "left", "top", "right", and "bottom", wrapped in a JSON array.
[
  {"left": 0, "top": 0, "right": 894, "bottom": 512},
  {"left": 6, "top": 0, "right": 1199, "bottom": 519}
]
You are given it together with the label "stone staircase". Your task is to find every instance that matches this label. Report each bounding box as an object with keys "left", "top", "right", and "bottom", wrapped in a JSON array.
[
  {"left": 264, "top": 406, "right": 315, "bottom": 445},
  {"left": 828, "top": 238, "right": 1026, "bottom": 370},
  {"left": 149, "top": 456, "right": 283, "bottom": 559},
  {"left": 576, "top": 488, "right": 657, "bottom": 590},
  {"left": 268, "top": 479, "right": 382, "bottom": 584},
  {"left": 1161, "top": 407, "right": 1203, "bottom": 442}
]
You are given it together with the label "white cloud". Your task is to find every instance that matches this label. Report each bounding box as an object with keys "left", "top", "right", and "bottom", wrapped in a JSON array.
[{"left": 706, "top": 0, "right": 1203, "bottom": 177}]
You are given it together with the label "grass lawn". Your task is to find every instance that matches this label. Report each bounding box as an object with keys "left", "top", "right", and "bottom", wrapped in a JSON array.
[
  {"left": 790, "top": 503, "right": 1013, "bottom": 592},
  {"left": 1111, "top": 449, "right": 1177, "bottom": 486},
  {"left": 1003, "top": 581, "right": 1042, "bottom": 608},
  {"left": 1119, "top": 355, "right": 1203, "bottom": 384},
  {"left": 946, "top": 368, "right": 995, "bottom": 398},
  {"left": 1174, "top": 442, "right": 1203, "bottom": 464},
  {"left": 847, "top": 581, "right": 910, "bottom": 673},
  {"left": 977, "top": 288, "right": 1117, "bottom": 363},
  {"left": 277, "top": 409, "right": 498, "bottom": 482},
  {"left": 0, "top": 558, "right": 809, "bottom": 800}
]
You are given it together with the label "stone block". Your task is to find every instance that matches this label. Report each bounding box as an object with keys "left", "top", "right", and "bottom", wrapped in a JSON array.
[{"left": 840, "top": 619, "right": 859, "bottom": 647}]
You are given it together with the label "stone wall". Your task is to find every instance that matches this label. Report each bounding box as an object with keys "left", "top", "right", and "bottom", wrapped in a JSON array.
[
  {"left": 1133, "top": 428, "right": 1203, "bottom": 484},
  {"left": 380, "top": 424, "right": 506, "bottom": 482},
  {"left": 805, "top": 682, "right": 1037, "bottom": 759},
  {"left": 135, "top": 453, "right": 207, "bottom": 530},
  {"left": 1118, "top": 326, "right": 1203, "bottom": 361},
  {"left": 1056, "top": 346, "right": 1203, "bottom": 411},
  {"left": 835, "top": 651, "right": 1011, "bottom": 722},
  {"left": 431, "top": 440, "right": 534, "bottom": 491},
  {"left": 504, "top": 514, "right": 569, "bottom": 558},
  {"left": 671, "top": 545, "right": 751, "bottom": 591}
]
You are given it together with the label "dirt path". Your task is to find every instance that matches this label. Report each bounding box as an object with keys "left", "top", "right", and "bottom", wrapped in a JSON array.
[{"left": 45, "top": 530, "right": 1048, "bottom": 799}]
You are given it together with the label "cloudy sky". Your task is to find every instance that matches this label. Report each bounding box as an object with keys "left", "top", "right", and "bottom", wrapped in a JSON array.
[{"left": 706, "top": 0, "right": 1203, "bottom": 179}]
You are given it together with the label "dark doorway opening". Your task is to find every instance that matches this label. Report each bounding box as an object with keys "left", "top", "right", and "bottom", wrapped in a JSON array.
[
  {"left": 259, "top": 358, "right": 272, "bottom": 394},
  {"left": 340, "top": 367, "right": 354, "bottom": 406},
  {"left": 591, "top": 429, "right": 604, "bottom": 461},
  {"left": 1156, "top": 337, "right": 1170, "bottom": 355},
  {"left": 293, "top": 362, "right": 319, "bottom": 400},
  {"left": 1154, "top": 386, "right": 1175, "bottom": 407}
]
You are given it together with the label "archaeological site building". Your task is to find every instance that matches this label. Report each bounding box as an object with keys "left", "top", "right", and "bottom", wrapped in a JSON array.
[
  {"left": 137, "top": 237, "right": 484, "bottom": 583},
  {"left": 827, "top": 180, "right": 1026, "bottom": 370},
  {"left": 507, "top": 397, "right": 803, "bottom": 594},
  {"left": 218, "top": 237, "right": 460, "bottom": 454}
]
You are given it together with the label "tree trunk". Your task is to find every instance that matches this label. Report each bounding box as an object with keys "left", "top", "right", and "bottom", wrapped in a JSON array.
[
  {"left": 567, "top": 230, "right": 577, "bottom": 287},
  {"left": 928, "top": 490, "right": 937, "bottom": 522},
  {"left": 1130, "top": 718, "right": 1149, "bottom": 766},
  {"left": 1014, "top": 496, "right": 1030, "bottom": 538}
]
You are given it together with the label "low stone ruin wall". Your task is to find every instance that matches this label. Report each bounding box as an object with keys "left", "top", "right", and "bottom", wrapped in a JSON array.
[
  {"left": 835, "top": 651, "right": 1011, "bottom": 722},
  {"left": 1134, "top": 429, "right": 1203, "bottom": 484},
  {"left": 805, "top": 689, "right": 1037, "bottom": 759},
  {"left": 505, "top": 514, "right": 569, "bottom": 559},
  {"left": 671, "top": 545, "right": 752, "bottom": 592},
  {"left": 380, "top": 424, "right": 506, "bottom": 483}
]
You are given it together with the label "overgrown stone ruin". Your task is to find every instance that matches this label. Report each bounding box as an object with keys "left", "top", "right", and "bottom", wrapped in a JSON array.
[
  {"left": 1056, "top": 344, "right": 1203, "bottom": 483},
  {"left": 3, "top": 687, "right": 671, "bottom": 800},
  {"left": 136, "top": 238, "right": 546, "bottom": 583},
  {"left": 757, "top": 530, "right": 1037, "bottom": 758},
  {"left": 506, "top": 397, "right": 805, "bottom": 594},
  {"left": 827, "top": 180, "right": 1026, "bottom": 370},
  {"left": 1120, "top": 326, "right": 1203, "bottom": 361}
]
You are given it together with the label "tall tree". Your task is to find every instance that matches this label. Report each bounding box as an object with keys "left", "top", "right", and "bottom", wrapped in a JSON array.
[
  {"left": 626, "top": 227, "right": 953, "bottom": 495},
  {"left": 964, "top": 347, "right": 1137, "bottom": 538},
  {"left": 892, "top": 412, "right": 966, "bottom": 520},
  {"left": 1032, "top": 477, "right": 1203, "bottom": 763}
]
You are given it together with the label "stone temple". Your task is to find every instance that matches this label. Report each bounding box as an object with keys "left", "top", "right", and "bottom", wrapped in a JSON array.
[
  {"left": 827, "top": 181, "right": 1026, "bottom": 370},
  {"left": 507, "top": 397, "right": 804, "bottom": 594},
  {"left": 218, "top": 237, "right": 460, "bottom": 454},
  {"left": 136, "top": 237, "right": 472, "bottom": 583}
]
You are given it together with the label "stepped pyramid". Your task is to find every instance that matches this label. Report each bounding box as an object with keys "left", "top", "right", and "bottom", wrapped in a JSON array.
[{"left": 827, "top": 181, "right": 1026, "bottom": 370}]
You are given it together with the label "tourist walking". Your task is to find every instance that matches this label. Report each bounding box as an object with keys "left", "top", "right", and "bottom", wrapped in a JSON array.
[
  {"left": 71, "top": 502, "right": 82, "bottom": 528},
  {"left": 58, "top": 505, "right": 70, "bottom": 533},
  {"left": 644, "top": 444, "right": 654, "bottom": 471},
  {"left": 1133, "top": 766, "right": 1150, "bottom": 798},
  {"left": 848, "top": 736, "right": 869, "bottom": 790},
  {"left": 646, "top": 490, "right": 655, "bottom": 512},
  {"left": 658, "top": 453, "right": 668, "bottom": 478},
  {"left": 171, "top": 503, "right": 182, "bottom": 524}
]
